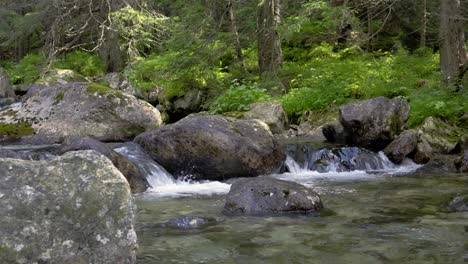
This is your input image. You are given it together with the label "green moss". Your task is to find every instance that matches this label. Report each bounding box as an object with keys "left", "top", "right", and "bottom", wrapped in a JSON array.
[
  {"left": 87, "top": 83, "right": 113, "bottom": 95},
  {"left": 0, "top": 122, "right": 34, "bottom": 139},
  {"left": 55, "top": 91, "right": 64, "bottom": 103}
]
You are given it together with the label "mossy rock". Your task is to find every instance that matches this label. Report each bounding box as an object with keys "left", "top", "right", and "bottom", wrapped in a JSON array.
[{"left": 0, "top": 122, "right": 34, "bottom": 140}]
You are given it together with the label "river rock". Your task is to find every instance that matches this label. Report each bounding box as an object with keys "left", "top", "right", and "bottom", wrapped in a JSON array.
[
  {"left": 223, "top": 177, "right": 323, "bottom": 215},
  {"left": 448, "top": 195, "right": 468, "bottom": 212},
  {"left": 384, "top": 129, "right": 418, "bottom": 164},
  {"left": 102, "top": 72, "right": 143, "bottom": 99},
  {"left": 456, "top": 150, "right": 468, "bottom": 173},
  {"left": 417, "top": 117, "right": 460, "bottom": 154},
  {"left": 337, "top": 96, "right": 410, "bottom": 150},
  {"left": 244, "top": 102, "right": 289, "bottom": 134},
  {"left": 0, "top": 150, "right": 137, "bottom": 263},
  {"left": 58, "top": 137, "right": 149, "bottom": 193},
  {"left": 159, "top": 88, "right": 208, "bottom": 122},
  {"left": 416, "top": 154, "right": 459, "bottom": 173},
  {"left": 322, "top": 121, "right": 348, "bottom": 144},
  {"left": 135, "top": 115, "right": 285, "bottom": 181},
  {"left": 162, "top": 216, "right": 215, "bottom": 229},
  {"left": 0, "top": 82, "right": 162, "bottom": 144}
]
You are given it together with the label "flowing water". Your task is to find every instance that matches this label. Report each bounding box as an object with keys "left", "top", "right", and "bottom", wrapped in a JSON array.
[
  {"left": 119, "top": 144, "right": 468, "bottom": 264},
  {"left": 2, "top": 143, "right": 467, "bottom": 263}
]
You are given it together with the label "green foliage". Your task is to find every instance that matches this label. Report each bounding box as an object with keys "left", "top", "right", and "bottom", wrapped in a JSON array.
[
  {"left": 279, "top": 43, "right": 462, "bottom": 127},
  {"left": 6, "top": 53, "right": 46, "bottom": 85},
  {"left": 408, "top": 89, "right": 467, "bottom": 128},
  {"left": 210, "top": 81, "right": 271, "bottom": 114},
  {"left": 112, "top": 6, "right": 170, "bottom": 60},
  {"left": 54, "top": 51, "right": 105, "bottom": 77}
]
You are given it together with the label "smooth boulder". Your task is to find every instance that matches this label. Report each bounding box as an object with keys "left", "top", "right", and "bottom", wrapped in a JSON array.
[
  {"left": 335, "top": 97, "right": 410, "bottom": 150},
  {"left": 0, "top": 150, "right": 137, "bottom": 263},
  {"left": 224, "top": 177, "right": 323, "bottom": 215},
  {"left": 0, "top": 82, "right": 162, "bottom": 143},
  {"left": 244, "top": 102, "right": 289, "bottom": 134},
  {"left": 135, "top": 115, "right": 285, "bottom": 181},
  {"left": 58, "top": 137, "right": 150, "bottom": 193},
  {"left": 384, "top": 129, "right": 418, "bottom": 164}
]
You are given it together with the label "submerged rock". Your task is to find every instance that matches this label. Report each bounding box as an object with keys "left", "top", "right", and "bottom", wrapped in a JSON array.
[
  {"left": 336, "top": 97, "right": 410, "bottom": 150},
  {"left": 0, "top": 150, "right": 137, "bottom": 263},
  {"left": 384, "top": 129, "right": 418, "bottom": 164},
  {"left": 58, "top": 137, "right": 150, "bottom": 193},
  {"left": 448, "top": 195, "right": 468, "bottom": 212},
  {"left": 224, "top": 177, "right": 322, "bottom": 215},
  {"left": 135, "top": 115, "right": 285, "bottom": 181},
  {"left": 244, "top": 102, "right": 289, "bottom": 134},
  {"left": 0, "top": 82, "right": 162, "bottom": 143},
  {"left": 162, "top": 216, "right": 215, "bottom": 229}
]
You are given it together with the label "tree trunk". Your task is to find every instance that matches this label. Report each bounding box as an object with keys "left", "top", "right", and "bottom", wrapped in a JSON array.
[
  {"left": 439, "top": 0, "right": 467, "bottom": 88},
  {"left": 257, "top": 0, "right": 283, "bottom": 74},
  {"left": 227, "top": 0, "right": 246, "bottom": 73},
  {"left": 420, "top": 0, "right": 427, "bottom": 48}
]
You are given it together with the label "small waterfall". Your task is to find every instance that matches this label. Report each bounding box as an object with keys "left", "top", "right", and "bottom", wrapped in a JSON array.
[
  {"left": 114, "top": 143, "right": 231, "bottom": 197},
  {"left": 285, "top": 144, "right": 418, "bottom": 174},
  {"left": 114, "top": 143, "right": 175, "bottom": 187}
]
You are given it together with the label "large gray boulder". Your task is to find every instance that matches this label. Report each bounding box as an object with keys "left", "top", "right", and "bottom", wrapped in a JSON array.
[
  {"left": 332, "top": 97, "right": 410, "bottom": 150},
  {"left": 244, "top": 102, "right": 289, "bottom": 134},
  {"left": 0, "top": 82, "right": 162, "bottom": 143},
  {"left": 0, "top": 67, "right": 16, "bottom": 107},
  {"left": 58, "top": 137, "right": 150, "bottom": 193},
  {"left": 0, "top": 150, "right": 137, "bottom": 263},
  {"left": 224, "top": 177, "right": 323, "bottom": 215},
  {"left": 384, "top": 129, "right": 418, "bottom": 164},
  {"left": 135, "top": 115, "right": 285, "bottom": 181}
]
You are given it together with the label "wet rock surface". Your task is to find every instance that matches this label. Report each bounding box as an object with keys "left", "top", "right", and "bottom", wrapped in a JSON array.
[
  {"left": 0, "top": 150, "right": 137, "bottom": 263},
  {"left": 135, "top": 115, "right": 285, "bottom": 181},
  {"left": 224, "top": 177, "right": 323, "bottom": 215},
  {"left": 448, "top": 195, "right": 468, "bottom": 212},
  {"left": 416, "top": 154, "right": 459, "bottom": 173},
  {"left": 58, "top": 137, "right": 150, "bottom": 193},
  {"left": 384, "top": 129, "right": 418, "bottom": 164},
  {"left": 162, "top": 216, "right": 216, "bottom": 229},
  {"left": 331, "top": 97, "right": 410, "bottom": 150}
]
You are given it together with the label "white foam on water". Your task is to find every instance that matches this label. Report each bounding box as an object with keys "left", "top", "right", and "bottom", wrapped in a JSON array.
[
  {"left": 115, "top": 145, "right": 231, "bottom": 198},
  {"left": 282, "top": 153, "right": 421, "bottom": 184},
  {"left": 144, "top": 180, "right": 232, "bottom": 198}
]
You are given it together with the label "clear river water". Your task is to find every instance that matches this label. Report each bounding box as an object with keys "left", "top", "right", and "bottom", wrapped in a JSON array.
[{"left": 113, "top": 144, "right": 468, "bottom": 264}]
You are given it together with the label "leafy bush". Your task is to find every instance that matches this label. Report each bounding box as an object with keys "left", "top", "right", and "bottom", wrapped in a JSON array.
[
  {"left": 210, "top": 81, "right": 271, "bottom": 114},
  {"left": 7, "top": 53, "right": 46, "bottom": 85},
  {"left": 54, "top": 51, "right": 105, "bottom": 77},
  {"left": 279, "top": 43, "right": 462, "bottom": 127}
]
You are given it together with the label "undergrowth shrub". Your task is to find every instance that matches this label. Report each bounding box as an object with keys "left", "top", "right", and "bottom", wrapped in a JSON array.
[
  {"left": 54, "top": 51, "right": 105, "bottom": 77},
  {"left": 210, "top": 81, "right": 271, "bottom": 114},
  {"left": 7, "top": 53, "right": 46, "bottom": 85}
]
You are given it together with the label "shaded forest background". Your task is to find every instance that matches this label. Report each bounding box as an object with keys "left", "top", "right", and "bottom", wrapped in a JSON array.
[{"left": 0, "top": 0, "right": 467, "bottom": 127}]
